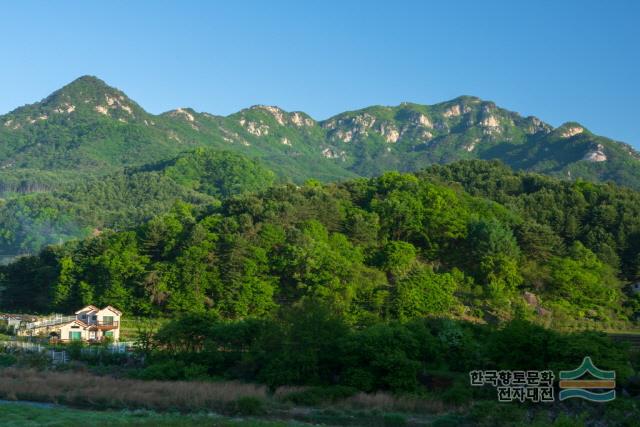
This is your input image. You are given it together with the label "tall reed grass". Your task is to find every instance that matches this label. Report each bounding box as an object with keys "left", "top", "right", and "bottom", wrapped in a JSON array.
[{"left": 0, "top": 368, "right": 267, "bottom": 412}]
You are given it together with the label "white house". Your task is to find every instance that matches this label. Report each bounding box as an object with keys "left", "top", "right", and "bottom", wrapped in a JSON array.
[
  {"left": 70, "top": 305, "right": 122, "bottom": 342},
  {"left": 18, "top": 305, "right": 122, "bottom": 342}
]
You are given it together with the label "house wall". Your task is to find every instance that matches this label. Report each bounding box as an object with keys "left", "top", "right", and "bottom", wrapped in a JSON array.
[
  {"left": 95, "top": 308, "right": 121, "bottom": 341},
  {"left": 7, "top": 318, "right": 21, "bottom": 329},
  {"left": 58, "top": 322, "right": 88, "bottom": 341}
]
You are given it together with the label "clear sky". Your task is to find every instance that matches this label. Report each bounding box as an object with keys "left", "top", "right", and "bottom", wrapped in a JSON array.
[{"left": 1, "top": 1, "right": 638, "bottom": 146}]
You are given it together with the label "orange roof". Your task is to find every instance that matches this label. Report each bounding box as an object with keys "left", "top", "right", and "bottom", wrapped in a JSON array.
[
  {"left": 100, "top": 305, "right": 122, "bottom": 316},
  {"left": 59, "top": 319, "right": 89, "bottom": 328},
  {"left": 75, "top": 305, "right": 99, "bottom": 314}
]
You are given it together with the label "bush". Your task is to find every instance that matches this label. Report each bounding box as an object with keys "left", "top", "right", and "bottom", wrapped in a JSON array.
[
  {"left": 183, "top": 363, "right": 209, "bottom": 380},
  {"left": 468, "top": 401, "right": 526, "bottom": 426},
  {"left": 0, "top": 354, "right": 17, "bottom": 367},
  {"left": 229, "top": 396, "right": 265, "bottom": 415},
  {"left": 135, "top": 360, "right": 187, "bottom": 380},
  {"left": 383, "top": 413, "right": 407, "bottom": 427},
  {"left": 553, "top": 414, "right": 586, "bottom": 427},
  {"left": 16, "top": 351, "right": 49, "bottom": 369},
  {"left": 440, "top": 381, "right": 472, "bottom": 405},
  {"left": 66, "top": 341, "right": 85, "bottom": 360}
]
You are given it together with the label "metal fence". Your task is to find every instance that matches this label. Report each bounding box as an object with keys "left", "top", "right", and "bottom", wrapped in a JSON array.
[
  {"left": 1, "top": 340, "right": 137, "bottom": 363},
  {"left": 1, "top": 340, "right": 46, "bottom": 352},
  {"left": 24, "top": 315, "right": 76, "bottom": 330}
]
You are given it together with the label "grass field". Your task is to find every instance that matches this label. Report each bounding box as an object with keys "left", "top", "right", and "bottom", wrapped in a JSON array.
[
  {"left": 118, "top": 317, "right": 169, "bottom": 341},
  {"left": 0, "top": 401, "right": 314, "bottom": 427}
]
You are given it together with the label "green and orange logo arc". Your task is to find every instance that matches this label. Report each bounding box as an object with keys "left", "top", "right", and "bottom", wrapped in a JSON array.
[{"left": 558, "top": 357, "right": 615, "bottom": 402}]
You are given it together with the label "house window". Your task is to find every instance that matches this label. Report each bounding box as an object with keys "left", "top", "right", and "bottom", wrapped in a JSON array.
[
  {"left": 69, "top": 331, "right": 82, "bottom": 341},
  {"left": 103, "top": 316, "right": 114, "bottom": 325}
]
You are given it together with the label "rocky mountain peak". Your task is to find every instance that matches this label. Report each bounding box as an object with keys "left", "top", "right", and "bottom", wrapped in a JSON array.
[{"left": 3, "top": 75, "right": 146, "bottom": 125}]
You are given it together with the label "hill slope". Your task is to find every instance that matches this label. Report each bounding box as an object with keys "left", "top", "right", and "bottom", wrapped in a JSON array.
[
  {"left": 0, "top": 149, "right": 274, "bottom": 255},
  {"left": 2, "top": 161, "right": 639, "bottom": 327},
  {"left": 2, "top": 76, "right": 640, "bottom": 256},
  {"left": 1, "top": 76, "right": 639, "bottom": 189}
]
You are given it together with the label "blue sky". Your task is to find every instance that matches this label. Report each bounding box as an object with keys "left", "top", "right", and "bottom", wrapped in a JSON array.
[{"left": 1, "top": 1, "right": 638, "bottom": 146}]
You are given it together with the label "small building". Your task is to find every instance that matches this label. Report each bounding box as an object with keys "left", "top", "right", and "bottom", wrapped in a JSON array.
[
  {"left": 71, "top": 305, "right": 122, "bottom": 342},
  {"left": 58, "top": 319, "right": 92, "bottom": 341},
  {"left": 18, "top": 305, "right": 122, "bottom": 342},
  {"left": 0, "top": 314, "right": 37, "bottom": 332},
  {"left": 5, "top": 315, "right": 23, "bottom": 330}
]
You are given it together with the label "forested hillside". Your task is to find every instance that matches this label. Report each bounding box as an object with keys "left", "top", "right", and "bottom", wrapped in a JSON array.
[
  {"left": 0, "top": 149, "right": 274, "bottom": 255},
  {"left": 2, "top": 76, "right": 640, "bottom": 257},
  {"left": 2, "top": 161, "right": 638, "bottom": 326}
]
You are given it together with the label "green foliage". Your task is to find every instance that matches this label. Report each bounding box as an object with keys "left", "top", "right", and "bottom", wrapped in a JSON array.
[
  {"left": 0, "top": 148, "right": 277, "bottom": 256},
  {"left": 142, "top": 314, "right": 633, "bottom": 396},
  {"left": 382, "top": 413, "right": 408, "bottom": 427},
  {"left": 548, "top": 242, "right": 620, "bottom": 316},
  {"left": 4, "top": 76, "right": 640, "bottom": 259},
  {"left": 0, "top": 353, "right": 17, "bottom": 367},
  {"left": 467, "top": 401, "right": 527, "bottom": 427},
  {"left": 163, "top": 148, "right": 275, "bottom": 198},
  {"left": 394, "top": 265, "right": 458, "bottom": 320},
  {"left": 229, "top": 396, "right": 266, "bottom": 416},
  {"left": 134, "top": 360, "right": 210, "bottom": 381},
  {"left": 486, "top": 320, "right": 633, "bottom": 380},
  {"left": 2, "top": 162, "right": 636, "bottom": 325}
]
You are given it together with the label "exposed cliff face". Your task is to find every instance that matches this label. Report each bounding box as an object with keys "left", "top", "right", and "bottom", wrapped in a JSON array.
[
  {"left": 583, "top": 144, "right": 608, "bottom": 162},
  {"left": 560, "top": 126, "right": 584, "bottom": 138}
]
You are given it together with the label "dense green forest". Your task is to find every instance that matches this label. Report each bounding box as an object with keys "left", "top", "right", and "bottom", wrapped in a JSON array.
[
  {"left": 138, "top": 309, "right": 633, "bottom": 393},
  {"left": 0, "top": 149, "right": 274, "bottom": 255},
  {"left": 2, "top": 161, "right": 638, "bottom": 327},
  {"left": 3, "top": 76, "right": 640, "bottom": 259}
]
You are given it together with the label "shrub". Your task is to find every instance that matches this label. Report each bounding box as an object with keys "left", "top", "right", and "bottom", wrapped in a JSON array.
[
  {"left": 135, "top": 360, "right": 187, "bottom": 380},
  {"left": 0, "top": 354, "right": 17, "bottom": 367},
  {"left": 16, "top": 351, "right": 49, "bottom": 369},
  {"left": 66, "top": 341, "right": 85, "bottom": 360},
  {"left": 183, "top": 363, "right": 209, "bottom": 380},
  {"left": 553, "top": 414, "right": 586, "bottom": 427},
  {"left": 383, "top": 413, "right": 407, "bottom": 427},
  {"left": 440, "top": 381, "right": 472, "bottom": 405},
  {"left": 468, "top": 401, "right": 526, "bottom": 426},
  {"left": 229, "top": 396, "right": 265, "bottom": 415}
]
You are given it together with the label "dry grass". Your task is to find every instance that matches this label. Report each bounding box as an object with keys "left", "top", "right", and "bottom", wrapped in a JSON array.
[
  {"left": 341, "top": 391, "right": 447, "bottom": 414},
  {"left": 0, "top": 368, "right": 453, "bottom": 417},
  {"left": 272, "top": 385, "right": 449, "bottom": 415},
  {"left": 0, "top": 368, "right": 267, "bottom": 412},
  {"left": 272, "top": 385, "right": 309, "bottom": 400}
]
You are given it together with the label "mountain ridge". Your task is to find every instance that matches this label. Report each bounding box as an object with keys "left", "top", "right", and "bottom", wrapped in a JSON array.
[{"left": 1, "top": 75, "right": 640, "bottom": 190}]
